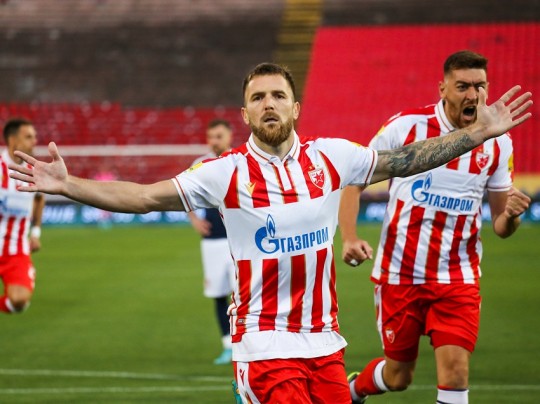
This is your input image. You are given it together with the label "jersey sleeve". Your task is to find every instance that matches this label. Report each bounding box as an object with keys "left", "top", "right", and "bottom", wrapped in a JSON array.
[
  {"left": 315, "top": 138, "right": 378, "bottom": 187},
  {"left": 486, "top": 134, "right": 513, "bottom": 192},
  {"left": 172, "top": 156, "right": 235, "bottom": 212},
  {"left": 369, "top": 117, "right": 410, "bottom": 151}
]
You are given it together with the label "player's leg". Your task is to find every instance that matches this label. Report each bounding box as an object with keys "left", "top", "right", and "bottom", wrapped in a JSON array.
[
  {"left": 213, "top": 294, "right": 233, "bottom": 364},
  {"left": 0, "top": 256, "right": 35, "bottom": 314},
  {"left": 349, "top": 284, "right": 424, "bottom": 402},
  {"left": 434, "top": 345, "right": 471, "bottom": 404},
  {"left": 308, "top": 349, "right": 350, "bottom": 403},
  {"left": 5, "top": 284, "right": 33, "bottom": 312},
  {"left": 200, "top": 238, "right": 234, "bottom": 364},
  {"left": 428, "top": 283, "right": 480, "bottom": 404}
]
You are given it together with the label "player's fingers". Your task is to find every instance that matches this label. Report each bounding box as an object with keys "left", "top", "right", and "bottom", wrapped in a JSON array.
[
  {"left": 348, "top": 258, "right": 359, "bottom": 267},
  {"left": 8, "top": 163, "right": 34, "bottom": 176},
  {"left": 13, "top": 150, "right": 37, "bottom": 166},
  {"left": 497, "top": 85, "right": 522, "bottom": 105},
  {"left": 14, "top": 184, "right": 38, "bottom": 192},
  {"left": 507, "top": 91, "right": 532, "bottom": 112},
  {"left": 10, "top": 171, "right": 34, "bottom": 183},
  {"left": 49, "top": 142, "right": 63, "bottom": 161},
  {"left": 478, "top": 86, "right": 488, "bottom": 105},
  {"left": 510, "top": 100, "right": 533, "bottom": 120}
]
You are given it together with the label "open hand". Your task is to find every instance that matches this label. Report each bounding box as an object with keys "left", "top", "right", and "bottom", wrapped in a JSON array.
[
  {"left": 476, "top": 86, "right": 532, "bottom": 140},
  {"left": 9, "top": 142, "right": 68, "bottom": 195}
]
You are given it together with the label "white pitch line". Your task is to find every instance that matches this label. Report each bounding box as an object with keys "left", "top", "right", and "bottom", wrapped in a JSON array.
[
  {"left": 0, "top": 384, "right": 539, "bottom": 396},
  {"left": 0, "top": 368, "right": 537, "bottom": 396},
  {"left": 0, "top": 368, "right": 229, "bottom": 382},
  {"left": 0, "top": 386, "right": 230, "bottom": 395}
]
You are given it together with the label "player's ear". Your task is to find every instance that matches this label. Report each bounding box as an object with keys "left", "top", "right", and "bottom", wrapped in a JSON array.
[
  {"left": 438, "top": 80, "right": 446, "bottom": 98},
  {"left": 241, "top": 107, "right": 249, "bottom": 125},
  {"left": 293, "top": 101, "right": 300, "bottom": 120}
]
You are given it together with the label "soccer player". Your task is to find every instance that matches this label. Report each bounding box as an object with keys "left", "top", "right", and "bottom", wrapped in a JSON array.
[
  {"left": 340, "top": 51, "right": 532, "bottom": 404},
  {"left": 8, "top": 62, "right": 532, "bottom": 403},
  {"left": 187, "top": 119, "right": 235, "bottom": 365},
  {"left": 0, "top": 118, "right": 45, "bottom": 314}
]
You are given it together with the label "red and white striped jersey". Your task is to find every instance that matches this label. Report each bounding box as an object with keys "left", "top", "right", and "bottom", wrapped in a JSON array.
[
  {"left": 174, "top": 133, "right": 377, "bottom": 361},
  {"left": 0, "top": 150, "right": 36, "bottom": 256},
  {"left": 371, "top": 100, "right": 513, "bottom": 285}
]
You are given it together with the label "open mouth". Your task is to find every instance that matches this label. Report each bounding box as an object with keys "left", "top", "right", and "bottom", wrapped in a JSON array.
[
  {"left": 463, "top": 106, "right": 476, "bottom": 117},
  {"left": 263, "top": 114, "right": 279, "bottom": 124}
]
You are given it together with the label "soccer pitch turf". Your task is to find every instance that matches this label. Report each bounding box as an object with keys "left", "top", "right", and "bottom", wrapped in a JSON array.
[{"left": 1, "top": 224, "right": 539, "bottom": 403}]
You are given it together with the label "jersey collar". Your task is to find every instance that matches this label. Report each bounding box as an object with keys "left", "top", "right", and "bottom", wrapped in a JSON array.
[
  {"left": 247, "top": 132, "right": 300, "bottom": 165},
  {"left": 435, "top": 99, "right": 456, "bottom": 133}
]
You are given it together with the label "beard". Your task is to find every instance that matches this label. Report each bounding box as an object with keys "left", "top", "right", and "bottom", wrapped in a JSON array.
[{"left": 250, "top": 117, "right": 294, "bottom": 147}]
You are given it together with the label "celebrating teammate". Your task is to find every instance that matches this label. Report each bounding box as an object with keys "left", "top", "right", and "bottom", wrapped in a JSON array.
[
  {"left": 340, "top": 50, "right": 532, "bottom": 404},
  {"left": 0, "top": 118, "right": 45, "bottom": 314},
  {"left": 187, "top": 119, "right": 236, "bottom": 365},
  {"left": 8, "top": 62, "right": 532, "bottom": 403}
]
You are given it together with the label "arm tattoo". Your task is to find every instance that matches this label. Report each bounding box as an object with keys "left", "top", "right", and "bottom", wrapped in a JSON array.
[{"left": 380, "top": 129, "right": 478, "bottom": 177}]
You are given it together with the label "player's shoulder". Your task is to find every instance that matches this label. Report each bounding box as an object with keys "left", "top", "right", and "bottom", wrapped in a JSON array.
[
  {"left": 300, "top": 135, "right": 356, "bottom": 147},
  {"left": 385, "top": 104, "right": 436, "bottom": 126},
  {"left": 374, "top": 104, "right": 437, "bottom": 139},
  {"left": 300, "top": 136, "right": 371, "bottom": 160},
  {"left": 494, "top": 132, "right": 513, "bottom": 148}
]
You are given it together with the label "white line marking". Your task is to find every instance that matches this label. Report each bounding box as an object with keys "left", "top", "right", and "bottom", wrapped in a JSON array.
[
  {"left": 34, "top": 144, "right": 208, "bottom": 156},
  {"left": 0, "top": 368, "right": 229, "bottom": 382},
  {"left": 0, "top": 368, "right": 538, "bottom": 396},
  {"left": 0, "top": 386, "right": 230, "bottom": 395}
]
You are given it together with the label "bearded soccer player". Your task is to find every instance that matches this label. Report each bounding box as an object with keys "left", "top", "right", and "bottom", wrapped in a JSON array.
[
  {"left": 0, "top": 118, "right": 45, "bottom": 314},
  {"left": 340, "top": 51, "right": 531, "bottom": 404},
  {"left": 8, "top": 62, "right": 532, "bottom": 403}
]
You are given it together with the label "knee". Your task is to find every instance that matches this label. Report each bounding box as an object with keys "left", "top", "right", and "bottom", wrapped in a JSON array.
[
  {"left": 386, "top": 376, "right": 412, "bottom": 392},
  {"left": 7, "top": 288, "right": 32, "bottom": 313},
  {"left": 384, "top": 369, "right": 414, "bottom": 392},
  {"left": 441, "top": 361, "right": 469, "bottom": 387},
  {"left": 10, "top": 297, "right": 31, "bottom": 313}
]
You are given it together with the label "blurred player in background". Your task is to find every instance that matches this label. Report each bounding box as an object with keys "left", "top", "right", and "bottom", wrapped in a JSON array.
[
  {"left": 0, "top": 118, "right": 45, "bottom": 314},
  {"left": 341, "top": 50, "right": 531, "bottom": 404},
  {"left": 187, "top": 119, "right": 235, "bottom": 365},
  {"left": 8, "top": 62, "right": 532, "bottom": 403}
]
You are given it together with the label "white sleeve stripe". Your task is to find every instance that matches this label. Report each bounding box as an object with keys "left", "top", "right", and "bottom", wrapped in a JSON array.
[{"left": 171, "top": 177, "right": 193, "bottom": 212}]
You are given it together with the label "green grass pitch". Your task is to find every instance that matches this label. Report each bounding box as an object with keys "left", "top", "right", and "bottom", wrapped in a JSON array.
[{"left": 0, "top": 223, "right": 539, "bottom": 403}]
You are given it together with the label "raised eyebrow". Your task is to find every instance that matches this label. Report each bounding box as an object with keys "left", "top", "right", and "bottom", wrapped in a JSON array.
[
  {"left": 455, "top": 80, "right": 487, "bottom": 87},
  {"left": 272, "top": 90, "right": 288, "bottom": 98},
  {"left": 249, "top": 91, "right": 265, "bottom": 100}
]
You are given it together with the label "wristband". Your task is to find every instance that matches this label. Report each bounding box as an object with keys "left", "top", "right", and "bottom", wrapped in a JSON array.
[{"left": 30, "top": 226, "right": 41, "bottom": 239}]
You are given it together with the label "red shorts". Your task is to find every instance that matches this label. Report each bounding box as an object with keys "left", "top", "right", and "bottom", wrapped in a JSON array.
[
  {"left": 233, "top": 349, "right": 349, "bottom": 403},
  {"left": 375, "top": 283, "right": 481, "bottom": 362},
  {"left": 0, "top": 255, "right": 36, "bottom": 291}
]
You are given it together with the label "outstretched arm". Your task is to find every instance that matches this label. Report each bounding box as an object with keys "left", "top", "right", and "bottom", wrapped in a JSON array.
[
  {"left": 9, "top": 142, "right": 185, "bottom": 213},
  {"left": 370, "top": 86, "right": 532, "bottom": 184}
]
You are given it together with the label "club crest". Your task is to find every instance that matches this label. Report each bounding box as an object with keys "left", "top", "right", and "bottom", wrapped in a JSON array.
[
  {"left": 476, "top": 152, "right": 490, "bottom": 170},
  {"left": 385, "top": 327, "right": 395, "bottom": 344},
  {"left": 308, "top": 167, "right": 325, "bottom": 189}
]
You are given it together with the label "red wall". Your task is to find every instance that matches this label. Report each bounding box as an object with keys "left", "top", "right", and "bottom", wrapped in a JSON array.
[{"left": 299, "top": 23, "right": 540, "bottom": 173}]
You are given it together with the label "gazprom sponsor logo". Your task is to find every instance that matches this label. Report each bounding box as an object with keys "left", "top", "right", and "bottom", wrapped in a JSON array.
[
  {"left": 0, "top": 195, "right": 32, "bottom": 216},
  {"left": 411, "top": 173, "right": 474, "bottom": 212},
  {"left": 255, "top": 214, "right": 329, "bottom": 254}
]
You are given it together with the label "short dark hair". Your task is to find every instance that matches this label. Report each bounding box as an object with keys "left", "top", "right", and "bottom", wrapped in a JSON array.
[
  {"left": 207, "top": 119, "right": 231, "bottom": 130},
  {"left": 444, "top": 50, "right": 488, "bottom": 76},
  {"left": 242, "top": 62, "right": 297, "bottom": 101},
  {"left": 3, "top": 117, "right": 33, "bottom": 143}
]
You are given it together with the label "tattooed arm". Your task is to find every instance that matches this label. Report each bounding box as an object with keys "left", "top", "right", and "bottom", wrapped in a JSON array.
[{"left": 370, "top": 85, "right": 532, "bottom": 184}]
